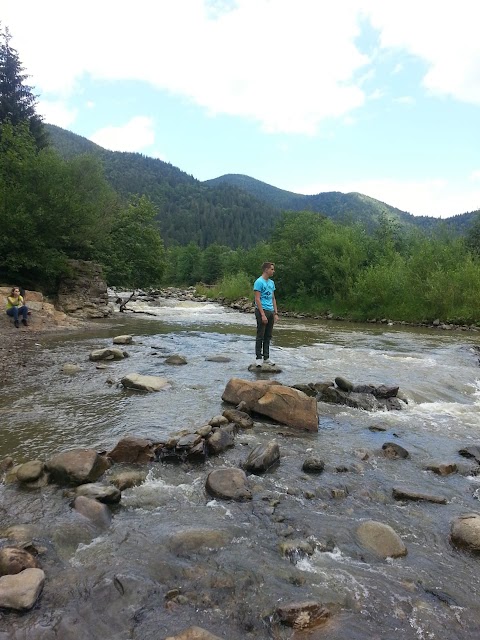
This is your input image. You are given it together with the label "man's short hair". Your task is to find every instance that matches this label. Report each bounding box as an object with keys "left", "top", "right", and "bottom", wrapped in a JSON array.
[{"left": 262, "top": 262, "right": 274, "bottom": 272}]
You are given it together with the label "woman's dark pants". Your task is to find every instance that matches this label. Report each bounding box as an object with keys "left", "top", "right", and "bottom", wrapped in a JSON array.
[{"left": 255, "top": 309, "right": 274, "bottom": 360}]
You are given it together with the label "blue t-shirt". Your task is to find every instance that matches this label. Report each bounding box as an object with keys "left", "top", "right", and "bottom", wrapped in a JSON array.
[{"left": 253, "top": 276, "right": 275, "bottom": 311}]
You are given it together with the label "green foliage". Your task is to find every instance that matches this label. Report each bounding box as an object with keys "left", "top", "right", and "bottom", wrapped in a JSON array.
[
  {"left": 196, "top": 272, "right": 252, "bottom": 300},
  {"left": 0, "top": 26, "right": 46, "bottom": 148},
  {"left": 101, "top": 195, "right": 165, "bottom": 288}
]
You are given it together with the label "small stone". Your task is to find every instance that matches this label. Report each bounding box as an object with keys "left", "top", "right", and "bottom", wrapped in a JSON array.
[{"left": 302, "top": 457, "right": 325, "bottom": 474}]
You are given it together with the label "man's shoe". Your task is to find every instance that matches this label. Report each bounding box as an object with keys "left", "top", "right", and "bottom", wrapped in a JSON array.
[
  {"left": 14, "top": 320, "right": 19, "bottom": 328},
  {"left": 22, "top": 319, "right": 28, "bottom": 326},
  {"left": 255, "top": 358, "right": 263, "bottom": 367},
  {"left": 263, "top": 359, "right": 275, "bottom": 366}
]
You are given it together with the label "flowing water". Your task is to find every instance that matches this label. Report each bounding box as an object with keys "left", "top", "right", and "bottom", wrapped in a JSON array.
[{"left": 1, "top": 297, "right": 480, "bottom": 639}]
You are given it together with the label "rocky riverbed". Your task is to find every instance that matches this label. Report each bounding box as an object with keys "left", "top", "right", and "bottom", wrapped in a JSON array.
[{"left": 1, "top": 296, "right": 480, "bottom": 639}]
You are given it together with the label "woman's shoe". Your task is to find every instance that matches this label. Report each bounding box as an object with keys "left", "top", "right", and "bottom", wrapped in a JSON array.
[
  {"left": 22, "top": 319, "right": 28, "bottom": 326},
  {"left": 14, "top": 320, "right": 19, "bottom": 328}
]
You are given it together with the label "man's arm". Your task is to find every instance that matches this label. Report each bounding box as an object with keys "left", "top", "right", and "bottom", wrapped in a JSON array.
[
  {"left": 272, "top": 293, "right": 279, "bottom": 321},
  {"left": 254, "top": 290, "right": 268, "bottom": 324}
]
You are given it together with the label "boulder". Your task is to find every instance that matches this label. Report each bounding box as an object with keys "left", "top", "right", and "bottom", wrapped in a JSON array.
[
  {"left": 450, "top": 513, "right": 480, "bottom": 552},
  {"left": 16, "top": 460, "right": 45, "bottom": 483},
  {"left": 0, "top": 548, "right": 39, "bottom": 576},
  {"left": 382, "top": 442, "right": 409, "bottom": 459},
  {"left": 392, "top": 488, "right": 447, "bottom": 504},
  {"left": 222, "top": 408, "right": 254, "bottom": 429},
  {"left": 275, "top": 601, "right": 331, "bottom": 629},
  {"left": 110, "top": 470, "right": 147, "bottom": 490},
  {"left": 244, "top": 441, "right": 280, "bottom": 473},
  {"left": 167, "top": 529, "right": 232, "bottom": 555},
  {"left": 0, "top": 568, "right": 45, "bottom": 611},
  {"left": 356, "top": 520, "right": 407, "bottom": 558},
  {"left": 113, "top": 335, "right": 133, "bottom": 344},
  {"left": 205, "top": 468, "right": 252, "bottom": 501},
  {"left": 75, "top": 483, "right": 121, "bottom": 504},
  {"left": 165, "top": 626, "right": 225, "bottom": 640},
  {"left": 73, "top": 496, "right": 112, "bottom": 528},
  {"left": 89, "top": 348, "right": 125, "bottom": 361},
  {"left": 206, "top": 428, "right": 235, "bottom": 455},
  {"left": 302, "top": 457, "right": 325, "bottom": 474},
  {"left": 108, "top": 436, "right": 156, "bottom": 464},
  {"left": 46, "top": 449, "right": 110, "bottom": 485},
  {"left": 165, "top": 355, "right": 187, "bottom": 365},
  {"left": 208, "top": 415, "right": 229, "bottom": 427},
  {"left": 425, "top": 463, "right": 457, "bottom": 476},
  {"left": 222, "top": 378, "right": 318, "bottom": 432},
  {"left": 121, "top": 373, "right": 169, "bottom": 392},
  {"left": 335, "top": 376, "right": 354, "bottom": 392},
  {"left": 61, "top": 363, "right": 82, "bottom": 374}
]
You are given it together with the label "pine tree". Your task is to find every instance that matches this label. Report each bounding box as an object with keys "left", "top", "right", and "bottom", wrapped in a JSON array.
[{"left": 0, "top": 25, "right": 46, "bottom": 148}]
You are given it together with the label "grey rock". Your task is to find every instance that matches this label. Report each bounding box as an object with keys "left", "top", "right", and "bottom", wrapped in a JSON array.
[
  {"left": 205, "top": 468, "right": 252, "bottom": 501},
  {"left": 73, "top": 496, "right": 112, "bottom": 528},
  {"left": 244, "top": 441, "right": 280, "bottom": 473},
  {"left": 46, "top": 449, "right": 110, "bottom": 485},
  {"left": 302, "top": 457, "right": 325, "bottom": 474},
  {"left": 222, "top": 408, "right": 254, "bottom": 429},
  {"left": 450, "top": 513, "right": 480, "bottom": 552},
  {"left": 89, "top": 347, "right": 125, "bottom": 361},
  {"left": 335, "top": 376, "right": 354, "bottom": 392},
  {"left": 0, "top": 568, "right": 45, "bottom": 611},
  {"left": 75, "top": 482, "right": 121, "bottom": 504},
  {"left": 113, "top": 335, "right": 133, "bottom": 344},
  {"left": 121, "top": 373, "right": 169, "bottom": 391},
  {"left": 382, "top": 442, "right": 409, "bottom": 459},
  {"left": 392, "top": 487, "right": 447, "bottom": 504},
  {"left": 206, "top": 428, "right": 235, "bottom": 455},
  {"left": 357, "top": 520, "right": 407, "bottom": 558},
  {"left": 165, "top": 354, "right": 187, "bottom": 365},
  {"left": 16, "top": 460, "right": 44, "bottom": 483},
  {"left": 275, "top": 601, "right": 331, "bottom": 629}
]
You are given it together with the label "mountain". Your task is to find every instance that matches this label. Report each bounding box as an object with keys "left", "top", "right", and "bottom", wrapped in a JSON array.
[
  {"left": 205, "top": 174, "right": 479, "bottom": 234},
  {"left": 46, "top": 126, "right": 479, "bottom": 247},
  {"left": 46, "top": 124, "right": 281, "bottom": 248}
]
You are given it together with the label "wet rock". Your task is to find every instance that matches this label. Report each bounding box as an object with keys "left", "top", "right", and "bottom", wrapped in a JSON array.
[
  {"left": 108, "top": 436, "right": 156, "bottom": 463},
  {"left": 356, "top": 520, "right": 407, "bottom": 558},
  {"left": 61, "top": 363, "right": 82, "bottom": 374},
  {"left": 392, "top": 488, "right": 447, "bottom": 504},
  {"left": 382, "top": 442, "right": 410, "bottom": 459},
  {"left": 458, "top": 445, "right": 480, "bottom": 464},
  {"left": 275, "top": 601, "right": 331, "bottom": 629},
  {"left": 208, "top": 415, "right": 229, "bottom": 427},
  {"left": 196, "top": 424, "right": 213, "bottom": 437},
  {"left": 46, "top": 449, "right": 111, "bottom": 485},
  {"left": 244, "top": 441, "right": 280, "bottom": 473},
  {"left": 73, "top": 496, "right": 112, "bottom": 528},
  {"left": 291, "top": 383, "right": 318, "bottom": 397},
  {"left": 279, "top": 540, "right": 315, "bottom": 559},
  {"left": 113, "top": 335, "right": 133, "bottom": 344},
  {"left": 110, "top": 470, "right": 147, "bottom": 490},
  {"left": 385, "top": 397, "right": 404, "bottom": 411},
  {"left": 425, "top": 463, "right": 458, "bottom": 476},
  {"left": 121, "top": 373, "right": 169, "bottom": 391},
  {"left": 205, "top": 355, "right": 231, "bottom": 363},
  {"left": 450, "top": 513, "right": 480, "bottom": 552},
  {"left": 165, "top": 354, "right": 187, "bottom": 365},
  {"left": 206, "top": 428, "right": 235, "bottom": 455},
  {"left": 74, "top": 482, "right": 121, "bottom": 504},
  {"left": 165, "top": 626, "right": 225, "bottom": 640},
  {"left": 302, "top": 457, "right": 325, "bottom": 474},
  {"left": 373, "top": 384, "right": 400, "bottom": 398},
  {"left": 368, "top": 425, "right": 387, "bottom": 432},
  {"left": 222, "top": 408, "right": 254, "bottom": 429},
  {"left": 0, "top": 457, "right": 13, "bottom": 474},
  {"left": 167, "top": 529, "right": 233, "bottom": 555},
  {"left": 0, "top": 548, "right": 39, "bottom": 576},
  {"left": 222, "top": 378, "right": 318, "bottom": 432},
  {"left": 16, "top": 460, "right": 44, "bottom": 483},
  {"left": 205, "top": 468, "right": 252, "bottom": 501},
  {"left": 335, "top": 376, "right": 354, "bottom": 392},
  {"left": 352, "top": 383, "right": 376, "bottom": 394},
  {"left": 89, "top": 347, "right": 126, "bottom": 361},
  {"left": 0, "top": 568, "right": 45, "bottom": 611},
  {"left": 248, "top": 362, "right": 282, "bottom": 373},
  {"left": 176, "top": 433, "right": 202, "bottom": 449}
]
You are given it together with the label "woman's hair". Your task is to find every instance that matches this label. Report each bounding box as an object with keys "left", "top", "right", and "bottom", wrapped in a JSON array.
[{"left": 10, "top": 286, "right": 20, "bottom": 295}]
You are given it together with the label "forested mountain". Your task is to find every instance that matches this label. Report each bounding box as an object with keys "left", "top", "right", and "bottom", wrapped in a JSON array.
[
  {"left": 205, "top": 174, "right": 479, "bottom": 234},
  {"left": 46, "top": 124, "right": 281, "bottom": 248},
  {"left": 47, "top": 125, "right": 479, "bottom": 247}
]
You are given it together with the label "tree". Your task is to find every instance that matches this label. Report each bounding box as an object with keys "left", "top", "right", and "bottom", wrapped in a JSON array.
[{"left": 0, "top": 25, "right": 46, "bottom": 148}]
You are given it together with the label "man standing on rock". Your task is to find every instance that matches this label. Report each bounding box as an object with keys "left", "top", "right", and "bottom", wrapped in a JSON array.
[{"left": 254, "top": 262, "right": 279, "bottom": 367}]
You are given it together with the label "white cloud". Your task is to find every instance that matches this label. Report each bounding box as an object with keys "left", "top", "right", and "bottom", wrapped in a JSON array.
[
  {"left": 90, "top": 116, "right": 155, "bottom": 152},
  {"left": 3, "top": 0, "right": 370, "bottom": 135},
  {"left": 365, "top": 0, "right": 480, "bottom": 105},
  {"left": 470, "top": 170, "right": 480, "bottom": 181},
  {"left": 38, "top": 100, "right": 78, "bottom": 127},
  {"left": 290, "top": 177, "right": 480, "bottom": 218},
  {"left": 393, "top": 96, "right": 415, "bottom": 105}
]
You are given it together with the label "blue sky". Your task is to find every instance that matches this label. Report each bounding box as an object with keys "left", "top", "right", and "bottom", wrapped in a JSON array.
[{"left": 4, "top": 0, "right": 480, "bottom": 217}]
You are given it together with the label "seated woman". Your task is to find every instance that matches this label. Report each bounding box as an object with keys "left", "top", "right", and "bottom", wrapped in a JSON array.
[{"left": 6, "top": 286, "right": 29, "bottom": 328}]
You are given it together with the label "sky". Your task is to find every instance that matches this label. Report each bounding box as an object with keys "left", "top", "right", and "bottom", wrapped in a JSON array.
[{"left": 3, "top": 0, "right": 480, "bottom": 218}]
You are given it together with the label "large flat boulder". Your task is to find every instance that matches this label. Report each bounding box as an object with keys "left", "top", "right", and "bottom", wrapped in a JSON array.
[
  {"left": 46, "top": 449, "right": 110, "bottom": 485},
  {"left": 222, "top": 378, "right": 318, "bottom": 432},
  {"left": 121, "top": 373, "right": 169, "bottom": 392}
]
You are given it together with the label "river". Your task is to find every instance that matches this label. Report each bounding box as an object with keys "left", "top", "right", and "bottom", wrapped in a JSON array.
[{"left": 1, "top": 297, "right": 480, "bottom": 639}]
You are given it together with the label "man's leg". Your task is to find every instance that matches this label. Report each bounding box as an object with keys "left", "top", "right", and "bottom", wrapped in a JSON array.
[
  {"left": 255, "top": 309, "right": 265, "bottom": 359},
  {"left": 262, "top": 311, "right": 274, "bottom": 361}
]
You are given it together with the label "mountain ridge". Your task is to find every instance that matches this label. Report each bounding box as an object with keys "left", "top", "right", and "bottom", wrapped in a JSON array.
[{"left": 46, "top": 125, "right": 479, "bottom": 244}]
